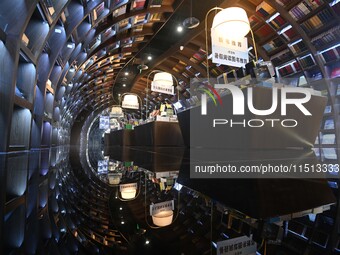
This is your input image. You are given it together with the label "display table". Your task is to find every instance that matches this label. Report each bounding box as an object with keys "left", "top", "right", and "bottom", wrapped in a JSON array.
[
  {"left": 134, "top": 121, "right": 184, "bottom": 146},
  {"left": 109, "top": 129, "right": 135, "bottom": 146}
]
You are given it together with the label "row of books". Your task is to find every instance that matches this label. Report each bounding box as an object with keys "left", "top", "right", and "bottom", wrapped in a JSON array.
[
  {"left": 266, "top": 13, "right": 287, "bottom": 30},
  {"left": 255, "top": 23, "right": 273, "bottom": 39},
  {"left": 262, "top": 38, "right": 284, "bottom": 53},
  {"left": 271, "top": 49, "right": 294, "bottom": 66},
  {"left": 289, "top": 39, "right": 307, "bottom": 54},
  {"left": 278, "top": 61, "right": 302, "bottom": 76},
  {"left": 256, "top": 1, "right": 275, "bottom": 18},
  {"left": 320, "top": 46, "right": 340, "bottom": 63},
  {"left": 298, "top": 54, "right": 316, "bottom": 68},
  {"left": 300, "top": 9, "right": 333, "bottom": 33},
  {"left": 279, "top": 26, "right": 298, "bottom": 41},
  {"left": 311, "top": 25, "right": 340, "bottom": 49},
  {"left": 289, "top": 0, "right": 324, "bottom": 21}
]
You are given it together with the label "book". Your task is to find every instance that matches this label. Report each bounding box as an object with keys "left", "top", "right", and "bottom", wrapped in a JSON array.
[{"left": 256, "top": 1, "right": 275, "bottom": 18}]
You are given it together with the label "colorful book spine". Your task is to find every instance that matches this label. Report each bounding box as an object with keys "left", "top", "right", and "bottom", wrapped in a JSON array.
[{"left": 256, "top": 1, "right": 275, "bottom": 18}]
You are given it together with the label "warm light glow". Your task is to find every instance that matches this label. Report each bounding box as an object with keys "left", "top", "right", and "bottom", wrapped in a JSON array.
[
  {"left": 122, "top": 94, "right": 139, "bottom": 109},
  {"left": 152, "top": 210, "right": 173, "bottom": 227},
  {"left": 153, "top": 72, "right": 173, "bottom": 87},
  {"left": 121, "top": 189, "right": 136, "bottom": 199},
  {"left": 108, "top": 175, "right": 120, "bottom": 185},
  {"left": 122, "top": 84, "right": 126, "bottom": 87},
  {"left": 211, "top": 7, "right": 250, "bottom": 39}
]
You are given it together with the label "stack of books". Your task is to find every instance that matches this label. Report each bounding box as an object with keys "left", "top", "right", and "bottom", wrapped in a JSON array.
[
  {"left": 256, "top": 1, "right": 275, "bottom": 18},
  {"left": 311, "top": 25, "right": 340, "bottom": 49}
]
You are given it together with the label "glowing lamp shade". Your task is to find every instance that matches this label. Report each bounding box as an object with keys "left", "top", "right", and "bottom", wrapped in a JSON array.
[
  {"left": 121, "top": 94, "right": 139, "bottom": 109},
  {"left": 111, "top": 106, "right": 123, "bottom": 115},
  {"left": 152, "top": 210, "right": 173, "bottom": 227},
  {"left": 121, "top": 188, "right": 136, "bottom": 199},
  {"left": 108, "top": 175, "right": 120, "bottom": 185},
  {"left": 153, "top": 72, "right": 173, "bottom": 87},
  {"left": 211, "top": 7, "right": 250, "bottom": 39}
]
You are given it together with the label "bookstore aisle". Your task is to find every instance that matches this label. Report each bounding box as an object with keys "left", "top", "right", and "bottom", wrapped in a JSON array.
[{"left": 0, "top": 0, "right": 340, "bottom": 254}]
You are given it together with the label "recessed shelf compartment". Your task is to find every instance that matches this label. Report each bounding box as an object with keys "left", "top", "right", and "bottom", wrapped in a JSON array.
[
  {"left": 15, "top": 58, "right": 36, "bottom": 104},
  {"left": 40, "top": 0, "right": 68, "bottom": 24},
  {"left": 4, "top": 204, "right": 26, "bottom": 250},
  {"left": 9, "top": 105, "right": 32, "bottom": 150},
  {"left": 23, "top": 5, "right": 50, "bottom": 57},
  {"left": 6, "top": 153, "right": 28, "bottom": 202}
]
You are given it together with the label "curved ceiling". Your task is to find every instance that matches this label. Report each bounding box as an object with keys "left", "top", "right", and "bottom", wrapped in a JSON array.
[{"left": 0, "top": 0, "right": 269, "bottom": 133}]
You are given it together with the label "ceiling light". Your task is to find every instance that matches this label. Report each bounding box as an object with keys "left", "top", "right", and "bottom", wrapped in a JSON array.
[
  {"left": 177, "top": 26, "right": 183, "bottom": 32},
  {"left": 212, "top": 7, "right": 250, "bottom": 39},
  {"left": 147, "top": 55, "right": 152, "bottom": 60},
  {"left": 183, "top": 17, "right": 200, "bottom": 29},
  {"left": 124, "top": 72, "right": 129, "bottom": 76},
  {"left": 123, "top": 84, "right": 126, "bottom": 87}
]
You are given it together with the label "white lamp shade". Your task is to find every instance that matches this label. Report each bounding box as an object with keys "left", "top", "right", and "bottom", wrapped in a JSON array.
[
  {"left": 111, "top": 106, "right": 123, "bottom": 115},
  {"left": 211, "top": 7, "right": 250, "bottom": 39},
  {"left": 122, "top": 94, "right": 139, "bottom": 109},
  {"left": 108, "top": 175, "right": 120, "bottom": 185},
  {"left": 152, "top": 210, "right": 173, "bottom": 227},
  {"left": 121, "top": 188, "right": 136, "bottom": 199},
  {"left": 153, "top": 72, "right": 173, "bottom": 87}
]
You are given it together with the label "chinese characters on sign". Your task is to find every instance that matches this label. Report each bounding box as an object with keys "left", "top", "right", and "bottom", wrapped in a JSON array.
[
  {"left": 151, "top": 82, "right": 175, "bottom": 95},
  {"left": 211, "top": 31, "right": 249, "bottom": 68},
  {"left": 217, "top": 235, "right": 256, "bottom": 255}
]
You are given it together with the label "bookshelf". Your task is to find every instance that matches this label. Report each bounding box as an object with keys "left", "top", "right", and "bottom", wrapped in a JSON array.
[
  {"left": 1, "top": 0, "right": 340, "bottom": 254},
  {"left": 23, "top": 6, "right": 50, "bottom": 58}
]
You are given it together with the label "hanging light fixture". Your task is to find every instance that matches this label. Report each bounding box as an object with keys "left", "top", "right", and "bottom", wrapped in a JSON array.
[
  {"left": 108, "top": 173, "right": 121, "bottom": 185},
  {"left": 153, "top": 72, "right": 173, "bottom": 87},
  {"left": 211, "top": 7, "right": 250, "bottom": 39},
  {"left": 183, "top": 0, "right": 200, "bottom": 29},
  {"left": 121, "top": 93, "right": 140, "bottom": 110},
  {"left": 152, "top": 210, "right": 174, "bottom": 227},
  {"left": 120, "top": 183, "right": 137, "bottom": 199}
]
